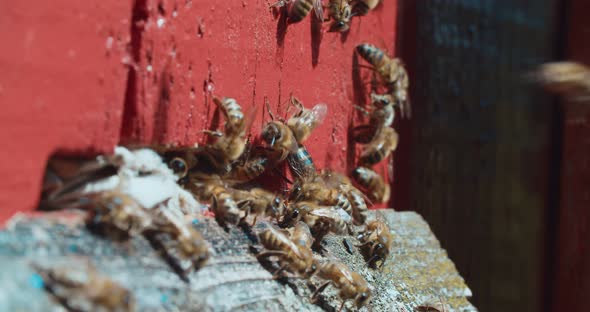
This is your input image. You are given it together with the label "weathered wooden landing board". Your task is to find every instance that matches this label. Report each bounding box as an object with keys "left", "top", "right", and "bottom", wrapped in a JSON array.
[{"left": 0, "top": 210, "right": 476, "bottom": 311}]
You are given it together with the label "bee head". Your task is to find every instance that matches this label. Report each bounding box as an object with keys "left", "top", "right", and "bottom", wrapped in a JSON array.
[{"left": 262, "top": 122, "right": 282, "bottom": 147}]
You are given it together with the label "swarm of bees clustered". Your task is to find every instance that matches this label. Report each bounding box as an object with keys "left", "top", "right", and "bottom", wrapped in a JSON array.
[
  {"left": 38, "top": 36, "right": 408, "bottom": 311},
  {"left": 271, "top": 0, "right": 381, "bottom": 33}
]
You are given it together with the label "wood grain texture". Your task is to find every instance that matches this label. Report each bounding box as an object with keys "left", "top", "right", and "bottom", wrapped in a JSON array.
[
  {"left": 0, "top": 210, "right": 475, "bottom": 311},
  {"left": 397, "top": 1, "right": 559, "bottom": 311}
]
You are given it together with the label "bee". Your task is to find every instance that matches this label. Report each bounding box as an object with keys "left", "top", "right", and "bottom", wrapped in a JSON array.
[
  {"left": 352, "top": 166, "right": 390, "bottom": 203},
  {"left": 290, "top": 177, "right": 353, "bottom": 218},
  {"left": 231, "top": 188, "right": 286, "bottom": 224},
  {"left": 313, "top": 261, "right": 371, "bottom": 312},
  {"left": 282, "top": 202, "right": 352, "bottom": 243},
  {"left": 288, "top": 221, "right": 315, "bottom": 249},
  {"left": 327, "top": 0, "right": 353, "bottom": 33},
  {"left": 155, "top": 207, "right": 211, "bottom": 274},
  {"left": 202, "top": 97, "right": 253, "bottom": 166},
  {"left": 352, "top": 0, "right": 380, "bottom": 16},
  {"left": 257, "top": 224, "right": 317, "bottom": 278},
  {"left": 32, "top": 262, "right": 135, "bottom": 312},
  {"left": 286, "top": 97, "right": 328, "bottom": 144},
  {"left": 352, "top": 93, "right": 396, "bottom": 145},
  {"left": 287, "top": 0, "right": 324, "bottom": 24},
  {"left": 534, "top": 61, "right": 590, "bottom": 102},
  {"left": 358, "top": 126, "right": 399, "bottom": 166},
  {"left": 190, "top": 178, "right": 243, "bottom": 226},
  {"left": 357, "top": 218, "right": 392, "bottom": 268},
  {"left": 262, "top": 121, "right": 299, "bottom": 161},
  {"left": 321, "top": 170, "right": 369, "bottom": 225},
  {"left": 86, "top": 190, "right": 153, "bottom": 240},
  {"left": 223, "top": 146, "right": 284, "bottom": 183},
  {"left": 287, "top": 145, "right": 318, "bottom": 180},
  {"left": 356, "top": 43, "right": 411, "bottom": 118}
]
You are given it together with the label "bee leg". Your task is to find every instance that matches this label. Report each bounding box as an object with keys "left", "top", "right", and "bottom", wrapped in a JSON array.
[
  {"left": 354, "top": 241, "right": 372, "bottom": 248},
  {"left": 353, "top": 105, "right": 370, "bottom": 116},
  {"left": 311, "top": 281, "right": 331, "bottom": 302},
  {"left": 257, "top": 250, "right": 288, "bottom": 259},
  {"left": 250, "top": 215, "right": 258, "bottom": 227},
  {"left": 200, "top": 130, "right": 224, "bottom": 137},
  {"left": 272, "top": 263, "right": 288, "bottom": 279},
  {"left": 337, "top": 301, "right": 346, "bottom": 312}
]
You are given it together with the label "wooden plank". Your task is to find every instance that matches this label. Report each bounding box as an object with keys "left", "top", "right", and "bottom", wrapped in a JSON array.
[
  {"left": 397, "top": 1, "right": 559, "bottom": 311},
  {"left": 0, "top": 210, "right": 475, "bottom": 311}
]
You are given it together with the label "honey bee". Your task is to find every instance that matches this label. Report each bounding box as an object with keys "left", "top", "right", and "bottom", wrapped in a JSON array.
[
  {"left": 357, "top": 218, "right": 392, "bottom": 268},
  {"left": 313, "top": 261, "right": 371, "bottom": 312},
  {"left": 290, "top": 176, "right": 353, "bottom": 218},
  {"left": 287, "top": 145, "right": 318, "bottom": 179},
  {"left": 261, "top": 121, "right": 299, "bottom": 161},
  {"left": 288, "top": 221, "right": 315, "bottom": 249},
  {"left": 352, "top": 166, "right": 390, "bottom": 203},
  {"left": 287, "top": 0, "right": 324, "bottom": 24},
  {"left": 534, "top": 61, "right": 590, "bottom": 102},
  {"left": 191, "top": 178, "right": 243, "bottom": 226},
  {"left": 321, "top": 170, "right": 369, "bottom": 225},
  {"left": 202, "top": 97, "right": 253, "bottom": 165},
  {"left": 286, "top": 97, "right": 328, "bottom": 144},
  {"left": 327, "top": 0, "right": 353, "bottom": 32},
  {"left": 230, "top": 188, "right": 286, "bottom": 224},
  {"left": 257, "top": 224, "right": 317, "bottom": 278},
  {"left": 359, "top": 126, "right": 399, "bottom": 166},
  {"left": 32, "top": 262, "right": 135, "bottom": 312},
  {"left": 282, "top": 202, "right": 352, "bottom": 241},
  {"left": 223, "top": 146, "right": 284, "bottom": 183},
  {"left": 155, "top": 207, "right": 210, "bottom": 274},
  {"left": 356, "top": 43, "right": 411, "bottom": 118},
  {"left": 352, "top": 0, "right": 380, "bottom": 16},
  {"left": 86, "top": 190, "right": 153, "bottom": 240}
]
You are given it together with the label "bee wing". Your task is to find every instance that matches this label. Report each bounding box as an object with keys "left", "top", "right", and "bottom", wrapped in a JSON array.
[
  {"left": 243, "top": 104, "right": 259, "bottom": 134},
  {"left": 311, "top": 103, "right": 328, "bottom": 124},
  {"left": 313, "top": 0, "right": 324, "bottom": 21},
  {"left": 311, "top": 207, "right": 352, "bottom": 223}
]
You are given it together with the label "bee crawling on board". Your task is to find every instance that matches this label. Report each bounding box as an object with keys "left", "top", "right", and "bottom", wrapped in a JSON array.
[
  {"left": 290, "top": 175, "right": 353, "bottom": 220},
  {"left": 149, "top": 206, "right": 211, "bottom": 276},
  {"left": 356, "top": 43, "right": 411, "bottom": 119},
  {"left": 312, "top": 261, "right": 372, "bottom": 312},
  {"left": 257, "top": 223, "right": 318, "bottom": 279},
  {"left": 229, "top": 187, "right": 287, "bottom": 225},
  {"left": 352, "top": 166, "right": 390, "bottom": 203},
  {"left": 356, "top": 218, "right": 393, "bottom": 268},
  {"left": 190, "top": 176, "right": 244, "bottom": 227},
  {"left": 31, "top": 261, "right": 135, "bottom": 312}
]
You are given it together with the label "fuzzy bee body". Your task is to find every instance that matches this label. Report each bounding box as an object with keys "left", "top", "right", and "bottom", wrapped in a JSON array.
[
  {"left": 358, "top": 219, "right": 392, "bottom": 268},
  {"left": 352, "top": 166, "right": 390, "bottom": 203},
  {"left": 288, "top": 0, "right": 323, "bottom": 23},
  {"left": 359, "top": 126, "right": 398, "bottom": 166},
  {"left": 328, "top": 0, "right": 353, "bottom": 32},
  {"left": 287, "top": 145, "right": 317, "bottom": 179},
  {"left": 258, "top": 225, "right": 317, "bottom": 278}
]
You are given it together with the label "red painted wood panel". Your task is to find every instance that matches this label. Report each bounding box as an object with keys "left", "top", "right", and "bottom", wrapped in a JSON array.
[
  {"left": 0, "top": 1, "right": 132, "bottom": 222},
  {"left": 552, "top": 0, "right": 590, "bottom": 310},
  {"left": 0, "top": 0, "right": 399, "bottom": 222}
]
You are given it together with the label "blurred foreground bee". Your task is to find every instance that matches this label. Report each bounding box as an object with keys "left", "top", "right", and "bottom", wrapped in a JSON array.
[
  {"left": 356, "top": 43, "right": 411, "bottom": 118},
  {"left": 321, "top": 170, "right": 369, "bottom": 224},
  {"left": 327, "top": 0, "right": 353, "bottom": 32},
  {"left": 357, "top": 218, "right": 392, "bottom": 268},
  {"left": 313, "top": 261, "right": 371, "bottom": 312},
  {"left": 257, "top": 225, "right": 318, "bottom": 278},
  {"left": 358, "top": 126, "right": 399, "bottom": 166},
  {"left": 284, "top": 0, "right": 324, "bottom": 24},
  {"left": 533, "top": 61, "right": 590, "bottom": 102},
  {"left": 32, "top": 262, "right": 135, "bottom": 312},
  {"left": 352, "top": 166, "right": 390, "bottom": 203},
  {"left": 286, "top": 97, "right": 328, "bottom": 144},
  {"left": 86, "top": 190, "right": 153, "bottom": 240},
  {"left": 154, "top": 207, "right": 210, "bottom": 274},
  {"left": 352, "top": 0, "right": 380, "bottom": 16}
]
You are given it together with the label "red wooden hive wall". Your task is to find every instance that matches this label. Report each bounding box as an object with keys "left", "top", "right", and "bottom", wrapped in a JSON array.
[{"left": 0, "top": 0, "right": 399, "bottom": 222}]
